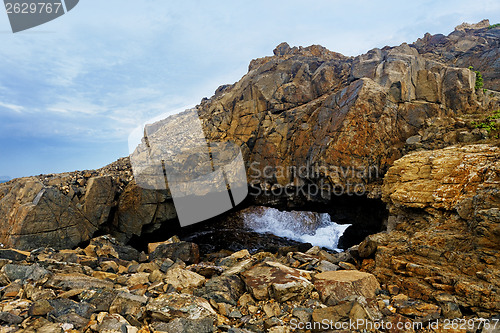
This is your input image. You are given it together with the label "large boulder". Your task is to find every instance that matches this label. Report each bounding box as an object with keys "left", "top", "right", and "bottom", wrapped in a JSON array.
[
  {"left": 313, "top": 270, "right": 380, "bottom": 305},
  {"left": 146, "top": 293, "right": 216, "bottom": 322},
  {"left": 0, "top": 171, "right": 178, "bottom": 250},
  {"left": 241, "top": 261, "right": 313, "bottom": 302},
  {"left": 114, "top": 181, "right": 177, "bottom": 243},
  {"left": 0, "top": 179, "right": 99, "bottom": 250}
]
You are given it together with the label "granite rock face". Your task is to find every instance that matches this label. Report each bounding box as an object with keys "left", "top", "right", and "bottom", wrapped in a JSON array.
[
  {"left": 0, "top": 161, "right": 176, "bottom": 250},
  {"left": 414, "top": 20, "right": 500, "bottom": 91},
  {"left": 360, "top": 144, "right": 500, "bottom": 315},
  {"left": 0, "top": 178, "right": 101, "bottom": 250},
  {"left": 198, "top": 35, "right": 497, "bottom": 201}
]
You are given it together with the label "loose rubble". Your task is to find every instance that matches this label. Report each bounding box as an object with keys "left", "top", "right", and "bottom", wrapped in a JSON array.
[{"left": 0, "top": 234, "right": 495, "bottom": 332}]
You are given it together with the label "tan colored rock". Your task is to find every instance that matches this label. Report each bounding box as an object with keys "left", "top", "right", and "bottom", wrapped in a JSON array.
[
  {"left": 45, "top": 273, "right": 113, "bottom": 290},
  {"left": 262, "top": 302, "right": 280, "bottom": 318},
  {"left": 109, "top": 291, "right": 147, "bottom": 318},
  {"left": 126, "top": 272, "right": 150, "bottom": 287},
  {"left": 115, "top": 182, "right": 176, "bottom": 243},
  {"left": 163, "top": 267, "right": 206, "bottom": 291},
  {"left": 147, "top": 235, "right": 180, "bottom": 254},
  {"left": 83, "top": 176, "right": 115, "bottom": 227},
  {"left": 455, "top": 19, "right": 490, "bottom": 31},
  {"left": 146, "top": 293, "right": 216, "bottom": 322},
  {"left": 28, "top": 300, "right": 54, "bottom": 316},
  {"left": 312, "top": 302, "right": 353, "bottom": 324},
  {"left": 92, "top": 271, "right": 117, "bottom": 281},
  {"left": 372, "top": 144, "right": 500, "bottom": 315},
  {"left": 241, "top": 261, "right": 313, "bottom": 302},
  {"left": 313, "top": 270, "right": 380, "bottom": 305},
  {"left": 0, "top": 180, "right": 98, "bottom": 250},
  {"left": 95, "top": 313, "right": 138, "bottom": 333},
  {"left": 195, "top": 275, "right": 245, "bottom": 306}
]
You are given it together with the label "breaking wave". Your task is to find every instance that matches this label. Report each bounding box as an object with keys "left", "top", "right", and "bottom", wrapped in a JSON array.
[{"left": 242, "top": 207, "right": 350, "bottom": 251}]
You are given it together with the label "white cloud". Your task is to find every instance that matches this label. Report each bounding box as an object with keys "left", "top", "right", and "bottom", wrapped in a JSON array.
[{"left": 0, "top": 102, "right": 24, "bottom": 113}]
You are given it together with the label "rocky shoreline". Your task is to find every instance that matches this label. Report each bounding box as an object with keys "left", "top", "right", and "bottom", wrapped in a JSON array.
[
  {"left": 0, "top": 234, "right": 497, "bottom": 333},
  {"left": 0, "top": 21, "right": 499, "bottom": 332}
]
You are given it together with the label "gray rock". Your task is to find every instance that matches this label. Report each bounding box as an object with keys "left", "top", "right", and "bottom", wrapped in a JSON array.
[
  {"left": 150, "top": 241, "right": 200, "bottom": 264},
  {"left": 195, "top": 275, "right": 245, "bottom": 306},
  {"left": 292, "top": 307, "right": 313, "bottom": 322},
  {"left": 161, "top": 317, "right": 214, "bottom": 333},
  {"left": 2, "top": 264, "right": 49, "bottom": 282},
  {"left": 406, "top": 135, "right": 422, "bottom": 145},
  {"left": 146, "top": 293, "right": 216, "bottom": 322},
  {"left": 0, "top": 311, "right": 23, "bottom": 324}
]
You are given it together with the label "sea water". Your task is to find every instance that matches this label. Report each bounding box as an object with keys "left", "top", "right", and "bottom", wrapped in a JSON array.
[{"left": 243, "top": 207, "right": 350, "bottom": 251}]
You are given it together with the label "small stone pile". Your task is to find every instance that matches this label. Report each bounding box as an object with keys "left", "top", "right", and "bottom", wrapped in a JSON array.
[{"left": 0, "top": 235, "right": 493, "bottom": 333}]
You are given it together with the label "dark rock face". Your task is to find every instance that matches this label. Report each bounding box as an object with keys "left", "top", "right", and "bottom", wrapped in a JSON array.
[{"left": 413, "top": 22, "right": 500, "bottom": 91}]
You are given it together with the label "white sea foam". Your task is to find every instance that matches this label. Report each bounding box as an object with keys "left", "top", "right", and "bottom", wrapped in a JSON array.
[{"left": 243, "top": 207, "right": 350, "bottom": 251}]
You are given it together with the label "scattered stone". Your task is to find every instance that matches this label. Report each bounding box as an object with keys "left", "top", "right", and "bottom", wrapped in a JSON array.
[
  {"left": 316, "top": 260, "right": 339, "bottom": 272},
  {"left": 163, "top": 267, "right": 206, "bottom": 291},
  {"left": 263, "top": 302, "right": 280, "bottom": 318},
  {"left": 147, "top": 235, "right": 181, "bottom": 254},
  {"left": 2, "top": 263, "right": 49, "bottom": 281},
  {"left": 0, "top": 24, "right": 498, "bottom": 330},
  {"left": 0, "top": 312, "right": 23, "bottom": 325},
  {"left": 313, "top": 270, "right": 380, "bottom": 305},
  {"left": 146, "top": 293, "right": 216, "bottom": 322},
  {"left": 150, "top": 241, "right": 200, "bottom": 264},
  {"left": 109, "top": 291, "right": 148, "bottom": 318},
  {"left": 160, "top": 317, "right": 214, "bottom": 333},
  {"left": 95, "top": 313, "right": 138, "bottom": 333},
  {"left": 78, "top": 289, "right": 117, "bottom": 312},
  {"left": 0, "top": 249, "right": 28, "bottom": 261},
  {"left": 45, "top": 273, "right": 114, "bottom": 290},
  {"left": 195, "top": 274, "right": 245, "bottom": 306},
  {"left": 28, "top": 299, "right": 54, "bottom": 316},
  {"left": 241, "top": 261, "right": 313, "bottom": 302}
]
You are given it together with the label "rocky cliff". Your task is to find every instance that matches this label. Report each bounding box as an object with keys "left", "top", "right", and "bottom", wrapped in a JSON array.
[
  {"left": 198, "top": 29, "right": 499, "bottom": 200},
  {"left": 360, "top": 144, "right": 500, "bottom": 315},
  {"left": 1, "top": 22, "right": 499, "bottom": 246},
  {"left": 0, "top": 21, "right": 499, "bottom": 323}
]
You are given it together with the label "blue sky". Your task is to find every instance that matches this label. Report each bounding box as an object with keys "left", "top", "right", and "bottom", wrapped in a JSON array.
[{"left": 0, "top": 1, "right": 499, "bottom": 179}]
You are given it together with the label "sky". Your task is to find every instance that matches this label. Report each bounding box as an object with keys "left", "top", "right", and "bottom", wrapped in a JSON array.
[{"left": 0, "top": 1, "right": 499, "bottom": 179}]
